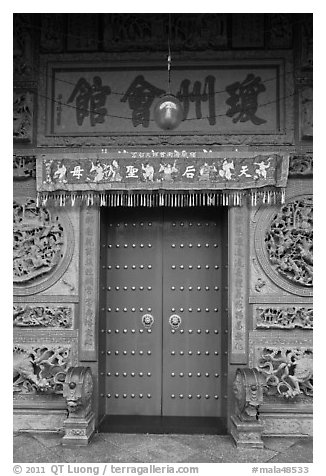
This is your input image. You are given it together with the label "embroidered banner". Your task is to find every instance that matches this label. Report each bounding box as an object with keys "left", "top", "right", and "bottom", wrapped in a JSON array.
[{"left": 36, "top": 149, "right": 289, "bottom": 206}]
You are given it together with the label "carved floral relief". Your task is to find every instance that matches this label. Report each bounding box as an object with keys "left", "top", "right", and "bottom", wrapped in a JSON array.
[
  {"left": 13, "top": 344, "right": 70, "bottom": 394},
  {"left": 265, "top": 197, "right": 313, "bottom": 287},
  {"left": 13, "top": 199, "right": 64, "bottom": 284}
]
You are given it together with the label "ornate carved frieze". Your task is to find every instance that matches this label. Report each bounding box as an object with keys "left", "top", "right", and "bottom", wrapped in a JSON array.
[
  {"left": 265, "top": 197, "right": 313, "bottom": 287},
  {"left": 254, "top": 306, "right": 313, "bottom": 329},
  {"left": 13, "top": 155, "right": 36, "bottom": 180},
  {"left": 289, "top": 155, "right": 313, "bottom": 177},
  {"left": 13, "top": 344, "right": 71, "bottom": 395},
  {"left": 258, "top": 347, "right": 313, "bottom": 399},
  {"left": 13, "top": 198, "right": 75, "bottom": 296},
  {"left": 13, "top": 304, "right": 73, "bottom": 328},
  {"left": 13, "top": 90, "right": 34, "bottom": 143}
]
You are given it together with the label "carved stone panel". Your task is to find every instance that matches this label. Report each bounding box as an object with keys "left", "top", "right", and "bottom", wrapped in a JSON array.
[
  {"left": 253, "top": 305, "right": 313, "bottom": 330},
  {"left": 13, "top": 90, "right": 35, "bottom": 143},
  {"left": 13, "top": 330, "right": 78, "bottom": 396},
  {"left": 13, "top": 198, "right": 75, "bottom": 296},
  {"left": 254, "top": 188, "right": 313, "bottom": 297},
  {"left": 13, "top": 304, "right": 73, "bottom": 328},
  {"left": 249, "top": 331, "right": 313, "bottom": 401}
]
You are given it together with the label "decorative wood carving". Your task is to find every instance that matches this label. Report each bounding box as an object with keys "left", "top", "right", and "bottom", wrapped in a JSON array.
[
  {"left": 254, "top": 305, "right": 313, "bottom": 329},
  {"left": 13, "top": 198, "right": 75, "bottom": 296},
  {"left": 13, "top": 304, "right": 73, "bottom": 328},
  {"left": 265, "top": 197, "right": 313, "bottom": 287},
  {"left": 13, "top": 90, "right": 34, "bottom": 143}
]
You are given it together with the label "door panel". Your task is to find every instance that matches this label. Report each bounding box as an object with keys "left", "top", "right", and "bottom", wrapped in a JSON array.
[
  {"left": 103, "top": 208, "right": 163, "bottom": 415},
  {"left": 101, "top": 207, "right": 225, "bottom": 418},
  {"left": 162, "top": 208, "right": 223, "bottom": 416}
]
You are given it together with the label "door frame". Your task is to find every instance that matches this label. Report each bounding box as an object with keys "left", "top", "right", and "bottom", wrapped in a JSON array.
[{"left": 78, "top": 203, "right": 250, "bottom": 433}]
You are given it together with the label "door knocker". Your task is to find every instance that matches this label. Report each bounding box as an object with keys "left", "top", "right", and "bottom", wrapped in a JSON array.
[
  {"left": 169, "top": 314, "right": 182, "bottom": 330},
  {"left": 142, "top": 314, "right": 154, "bottom": 329}
]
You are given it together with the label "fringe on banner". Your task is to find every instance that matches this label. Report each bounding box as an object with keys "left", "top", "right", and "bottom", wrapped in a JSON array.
[{"left": 36, "top": 188, "right": 286, "bottom": 208}]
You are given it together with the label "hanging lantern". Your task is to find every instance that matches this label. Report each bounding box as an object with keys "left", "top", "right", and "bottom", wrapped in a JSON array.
[{"left": 154, "top": 94, "right": 184, "bottom": 130}]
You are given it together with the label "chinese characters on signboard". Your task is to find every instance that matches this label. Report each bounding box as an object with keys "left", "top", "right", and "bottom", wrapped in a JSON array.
[{"left": 49, "top": 65, "right": 280, "bottom": 135}]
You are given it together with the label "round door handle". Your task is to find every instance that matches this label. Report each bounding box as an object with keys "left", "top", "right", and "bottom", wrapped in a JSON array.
[
  {"left": 169, "top": 314, "right": 182, "bottom": 330},
  {"left": 142, "top": 314, "right": 154, "bottom": 329}
]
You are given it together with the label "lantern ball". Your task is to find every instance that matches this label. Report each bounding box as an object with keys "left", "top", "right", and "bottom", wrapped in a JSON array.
[{"left": 154, "top": 94, "right": 184, "bottom": 130}]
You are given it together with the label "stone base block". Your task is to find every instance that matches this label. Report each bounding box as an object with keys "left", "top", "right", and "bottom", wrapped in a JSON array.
[
  {"left": 261, "top": 412, "right": 313, "bottom": 437},
  {"left": 62, "top": 411, "right": 95, "bottom": 446},
  {"left": 230, "top": 415, "right": 264, "bottom": 449},
  {"left": 14, "top": 407, "right": 66, "bottom": 433}
]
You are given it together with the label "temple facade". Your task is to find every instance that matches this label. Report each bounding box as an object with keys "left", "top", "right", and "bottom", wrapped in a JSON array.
[{"left": 13, "top": 13, "right": 313, "bottom": 443}]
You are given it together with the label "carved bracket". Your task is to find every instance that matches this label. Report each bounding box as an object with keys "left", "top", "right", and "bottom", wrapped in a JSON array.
[{"left": 62, "top": 367, "right": 95, "bottom": 446}]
